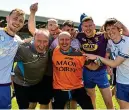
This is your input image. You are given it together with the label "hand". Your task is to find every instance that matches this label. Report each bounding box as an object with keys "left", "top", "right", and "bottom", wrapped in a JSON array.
[
  {"left": 30, "top": 3, "right": 38, "bottom": 13},
  {"left": 83, "top": 53, "right": 97, "bottom": 60},
  {"left": 114, "top": 21, "right": 124, "bottom": 29}
]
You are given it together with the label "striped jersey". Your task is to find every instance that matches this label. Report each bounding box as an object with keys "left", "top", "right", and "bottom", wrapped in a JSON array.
[{"left": 107, "top": 36, "right": 129, "bottom": 84}]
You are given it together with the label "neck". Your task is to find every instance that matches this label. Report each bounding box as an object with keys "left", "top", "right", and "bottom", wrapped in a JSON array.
[
  {"left": 113, "top": 35, "right": 122, "bottom": 43},
  {"left": 60, "top": 47, "right": 71, "bottom": 54},
  {"left": 5, "top": 27, "right": 16, "bottom": 36}
]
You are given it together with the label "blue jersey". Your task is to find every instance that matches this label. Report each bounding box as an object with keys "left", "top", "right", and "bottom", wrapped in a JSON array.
[{"left": 0, "top": 28, "right": 22, "bottom": 84}]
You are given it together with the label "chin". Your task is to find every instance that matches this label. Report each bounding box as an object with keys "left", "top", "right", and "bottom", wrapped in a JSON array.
[
  {"left": 62, "top": 48, "right": 69, "bottom": 51},
  {"left": 10, "top": 28, "right": 18, "bottom": 33}
]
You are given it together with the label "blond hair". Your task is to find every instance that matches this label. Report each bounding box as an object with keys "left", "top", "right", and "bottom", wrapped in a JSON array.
[{"left": 9, "top": 8, "right": 25, "bottom": 16}]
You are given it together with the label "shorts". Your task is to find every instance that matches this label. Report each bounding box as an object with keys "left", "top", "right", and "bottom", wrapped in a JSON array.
[
  {"left": 14, "top": 75, "right": 53, "bottom": 109},
  {"left": 83, "top": 67, "right": 110, "bottom": 88},
  {"left": 53, "top": 87, "right": 93, "bottom": 109},
  {"left": 116, "top": 82, "right": 129, "bottom": 102},
  {"left": 0, "top": 85, "right": 11, "bottom": 109}
]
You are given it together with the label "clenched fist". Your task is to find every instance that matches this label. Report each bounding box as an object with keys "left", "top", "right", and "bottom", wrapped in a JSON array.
[{"left": 30, "top": 3, "right": 38, "bottom": 13}]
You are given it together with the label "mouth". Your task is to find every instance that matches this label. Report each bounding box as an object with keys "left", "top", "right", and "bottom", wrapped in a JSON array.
[
  {"left": 85, "top": 30, "right": 91, "bottom": 34},
  {"left": 109, "top": 33, "right": 114, "bottom": 37},
  {"left": 62, "top": 45, "right": 68, "bottom": 48},
  {"left": 12, "top": 24, "right": 19, "bottom": 28}
]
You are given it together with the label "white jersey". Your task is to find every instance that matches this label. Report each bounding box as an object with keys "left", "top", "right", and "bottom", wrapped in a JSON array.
[
  {"left": 0, "top": 28, "right": 23, "bottom": 84},
  {"left": 108, "top": 36, "right": 129, "bottom": 84}
]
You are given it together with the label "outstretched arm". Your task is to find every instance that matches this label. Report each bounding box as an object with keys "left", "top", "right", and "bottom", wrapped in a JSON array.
[{"left": 84, "top": 54, "right": 126, "bottom": 68}]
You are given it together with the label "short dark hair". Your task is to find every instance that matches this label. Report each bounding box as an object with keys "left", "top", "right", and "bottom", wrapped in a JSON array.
[
  {"left": 62, "top": 20, "right": 74, "bottom": 27},
  {"left": 104, "top": 18, "right": 117, "bottom": 31}
]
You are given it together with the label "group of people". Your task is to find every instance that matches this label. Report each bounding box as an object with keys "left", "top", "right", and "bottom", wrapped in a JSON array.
[{"left": 0, "top": 2, "right": 129, "bottom": 109}]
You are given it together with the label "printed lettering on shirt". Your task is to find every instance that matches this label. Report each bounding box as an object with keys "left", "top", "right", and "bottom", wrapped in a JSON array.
[
  {"left": 55, "top": 57, "right": 77, "bottom": 72},
  {"left": 82, "top": 43, "right": 98, "bottom": 51}
]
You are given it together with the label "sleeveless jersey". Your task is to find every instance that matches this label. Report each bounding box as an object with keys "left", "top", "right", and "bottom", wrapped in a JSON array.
[{"left": 52, "top": 47, "right": 85, "bottom": 90}]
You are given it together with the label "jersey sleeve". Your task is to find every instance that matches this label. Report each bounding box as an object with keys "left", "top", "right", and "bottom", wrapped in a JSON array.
[
  {"left": 118, "top": 39, "right": 129, "bottom": 58},
  {"left": 15, "top": 35, "right": 24, "bottom": 45}
]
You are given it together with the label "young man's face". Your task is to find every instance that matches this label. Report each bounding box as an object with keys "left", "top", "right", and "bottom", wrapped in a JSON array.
[
  {"left": 34, "top": 33, "right": 49, "bottom": 53},
  {"left": 62, "top": 25, "right": 74, "bottom": 37},
  {"left": 6, "top": 11, "right": 25, "bottom": 33},
  {"left": 47, "top": 21, "right": 58, "bottom": 34},
  {"left": 58, "top": 34, "right": 71, "bottom": 52},
  {"left": 105, "top": 25, "right": 120, "bottom": 41},
  {"left": 81, "top": 20, "right": 95, "bottom": 37}
]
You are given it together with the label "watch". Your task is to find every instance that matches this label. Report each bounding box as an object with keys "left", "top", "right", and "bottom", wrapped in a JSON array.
[{"left": 94, "top": 57, "right": 103, "bottom": 66}]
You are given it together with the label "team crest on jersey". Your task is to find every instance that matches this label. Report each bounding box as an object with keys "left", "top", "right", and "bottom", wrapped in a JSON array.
[
  {"left": 0, "top": 35, "right": 5, "bottom": 41},
  {"left": 82, "top": 43, "right": 98, "bottom": 51},
  {"left": 95, "top": 37, "right": 99, "bottom": 42},
  {"left": 33, "top": 54, "right": 38, "bottom": 58},
  {"left": 87, "top": 39, "right": 93, "bottom": 43}
]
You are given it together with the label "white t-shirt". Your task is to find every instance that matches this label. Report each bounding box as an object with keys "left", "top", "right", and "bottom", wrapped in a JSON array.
[
  {"left": 0, "top": 28, "right": 23, "bottom": 84},
  {"left": 108, "top": 36, "right": 129, "bottom": 84}
]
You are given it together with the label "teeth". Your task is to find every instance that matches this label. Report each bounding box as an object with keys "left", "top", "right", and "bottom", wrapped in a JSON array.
[{"left": 13, "top": 24, "right": 18, "bottom": 28}]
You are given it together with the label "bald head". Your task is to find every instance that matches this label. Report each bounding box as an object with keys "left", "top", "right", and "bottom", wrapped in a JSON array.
[
  {"left": 34, "top": 29, "right": 50, "bottom": 39},
  {"left": 34, "top": 29, "right": 49, "bottom": 53},
  {"left": 58, "top": 31, "right": 71, "bottom": 39},
  {"left": 58, "top": 31, "right": 71, "bottom": 52},
  {"left": 47, "top": 18, "right": 58, "bottom": 24}
]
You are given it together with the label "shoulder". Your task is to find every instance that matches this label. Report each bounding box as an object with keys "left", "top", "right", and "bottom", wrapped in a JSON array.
[
  {"left": 14, "top": 35, "right": 24, "bottom": 44},
  {"left": 76, "top": 32, "right": 86, "bottom": 38},
  {"left": 122, "top": 35, "right": 129, "bottom": 42},
  {"left": 69, "top": 47, "right": 82, "bottom": 56},
  {"left": 0, "top": 28, "right": 5, "bottom": 34},
  {"left": 18, "top": 42, "right": 31, "bottom": 49},
  {"left": 95, "top": 32, "right": 105, "bottom": 38}
]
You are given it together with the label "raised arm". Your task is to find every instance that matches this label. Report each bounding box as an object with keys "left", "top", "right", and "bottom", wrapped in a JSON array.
[{"left": 28, "top": 3, "right": 38, "bottom": 36}]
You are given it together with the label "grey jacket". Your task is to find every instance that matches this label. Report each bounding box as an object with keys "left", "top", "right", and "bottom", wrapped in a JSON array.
[{"left": 13, "top": 43, "right": 51, "bottom": 86}]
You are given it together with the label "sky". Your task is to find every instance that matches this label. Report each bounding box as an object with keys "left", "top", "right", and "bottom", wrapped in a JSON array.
[{"left": 0, "top": 0, "right": 129, "bottom": 27}]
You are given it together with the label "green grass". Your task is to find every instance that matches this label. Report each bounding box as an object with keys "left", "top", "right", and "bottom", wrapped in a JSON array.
[
  {"left": 12, "top": 64, "right": 119, "bottom": 109},
  {"left": 11, "top": 87, "right": 119, "bottom": 109}
]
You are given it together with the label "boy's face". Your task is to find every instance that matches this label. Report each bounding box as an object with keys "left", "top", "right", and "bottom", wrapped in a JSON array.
[
  {"left": 106, "top": 25, "right": 120, "bottom": 40},
  {"left": 62, "top": 25, "right": 74, "bottom": 37},
  {"left": 6, "top": 11, "right": 25, "bottom": 33},
  {"left": 81, "top": 20, "right": 95, "bottom": 37},
  {"left": 47, "top": 21, "right": 58, "bottom": 34}
]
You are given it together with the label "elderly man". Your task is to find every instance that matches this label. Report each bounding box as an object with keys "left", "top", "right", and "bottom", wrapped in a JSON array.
[{"left": 13, "top": 29, "right": 53, "bottom": 109}]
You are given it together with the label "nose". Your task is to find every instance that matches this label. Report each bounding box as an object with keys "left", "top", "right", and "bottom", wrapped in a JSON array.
[
  {"left": 41, "top": 42, "right": 45, "bottom": 47},
  {"left": 15, "top": 20, "right": 20, "bottom": 26}
]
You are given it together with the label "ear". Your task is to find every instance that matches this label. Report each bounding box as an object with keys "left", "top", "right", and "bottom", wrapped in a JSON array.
[
  {"left": 93, "top": 23, "right": 96, "bottom": 29},
  {"left": 81, "top": 24, "right": 83, "bottom": 31},
  {"left": 6, "top": 16, "right": 9, "bottom": 22}
]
